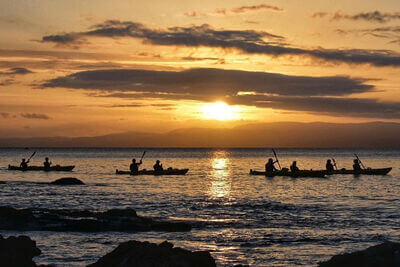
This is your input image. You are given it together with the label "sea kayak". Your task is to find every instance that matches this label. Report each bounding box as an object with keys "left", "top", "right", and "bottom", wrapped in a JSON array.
[
  {"left": 116, "top": 168, "right": 189, "bottom": 176},
  {"left": 249, "top": 169, "right": 326, "bottom": 178},
  {"left": 322, "top": 167, "right": 392, "bottom": 175},
  {"left": 8, "top": 165, "right": 75, "bottom": 172}
]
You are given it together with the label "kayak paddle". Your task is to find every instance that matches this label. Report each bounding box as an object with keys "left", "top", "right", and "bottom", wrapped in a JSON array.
[
  {"left": 27, "top": 151, "right": 36, "bottom": 162},
  {"left": 140, "top": 151, "right": 146, "bottom": 161},
  {"left": 272, "top": 148, "right": 282, "bottom": 170},
  {"left": 354, "top": 154, "right": 366, "bottom": 169}
]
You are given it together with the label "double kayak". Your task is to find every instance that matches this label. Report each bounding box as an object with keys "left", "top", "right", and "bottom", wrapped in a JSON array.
[
  {"left": 8, "top": 165, "right": 75, "bottom": 172},
  {"left": 116, "top": 168, "right": 189, "bottom": 176},
  {"left": 250, "top": 169, "right": 326, "bottom": 178},
  {"left": 322, "top": 167, "right": 392, "bottom": 175}
]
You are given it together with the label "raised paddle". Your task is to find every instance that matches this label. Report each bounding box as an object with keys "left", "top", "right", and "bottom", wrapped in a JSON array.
[
  {"left": 27, "top": 151, "right": 36, "bottom": 163},
  {"left": 354, "top": 154, "right": 366, "bottom": 169},
  {"left": 272, "top": 148, "right": 282, "bottom": 170},
  {"left": 140, "top": 151, "right": 146, "bottom": 161},
  {"left": 332, "top": 158, "right": 338, "bottom": 170}
]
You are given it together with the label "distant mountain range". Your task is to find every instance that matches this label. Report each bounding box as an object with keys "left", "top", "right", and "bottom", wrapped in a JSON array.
[{"left": 0, "top": 122, "right": 399, "bottom": 148}]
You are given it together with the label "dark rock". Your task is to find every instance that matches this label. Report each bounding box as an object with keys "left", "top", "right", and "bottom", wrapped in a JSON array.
[
  {"left": 89, "top": 240, "right": 216, "bottom": 267},
  {"left": 50, "top": 177, "right": 85, "bottom": 185},
  {"left": 0, "top": 206, "right": 191, "bottom": 233},
  {"left": 0, "top": 181, "right": 5, "bottom": 184},
  {"left": 0, "top": 234, "right": 41, "bottom": 267},
  {"left": 319, "top": 242, "right": 400, "bottom": 267}
]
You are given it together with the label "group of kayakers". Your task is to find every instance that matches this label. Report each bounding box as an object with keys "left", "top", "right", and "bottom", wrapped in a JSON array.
[
  {"left": 19, "top": 155, "right": 364, "bottom": 174},
  {"left": 265, "top": 158, "right": 362, "bottom": 173},
  {"left": 20, "top": 156, "right": 164, "bottom": 175}
]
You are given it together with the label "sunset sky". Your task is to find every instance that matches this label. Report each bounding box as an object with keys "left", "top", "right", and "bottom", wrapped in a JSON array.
[{"left": 1, "top": 0, "right": 400, "bottom": 138}]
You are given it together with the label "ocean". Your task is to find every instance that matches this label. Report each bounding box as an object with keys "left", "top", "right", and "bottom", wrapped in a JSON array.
[{"left": 0, "top": 148, "right": 399, "bottom": 266}]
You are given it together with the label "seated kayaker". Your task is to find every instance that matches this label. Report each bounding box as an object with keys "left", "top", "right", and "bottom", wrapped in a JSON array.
[
  {"left": 265, "top": 158, "right": 277, "bottom": 172},
  {"left": 153, "top": 160, "right": 163, "bottom": 172},
  {"left": 130, "top": 158, "right": 142, "bottom": 174},
  {"left": 20, "top": 158, "right": 29, "bottom": 169},
  {"left": 326, "top": 159, "right": 334, "bottom": 173},
  {"left": 43, "top": 157, "right": 52, "bottom": 170},
  {"left": 290, "top": 161, "right": 299, "bottom": 172},
  {"left": 353, "top": 159, "right": 361, "bottom": 171}
]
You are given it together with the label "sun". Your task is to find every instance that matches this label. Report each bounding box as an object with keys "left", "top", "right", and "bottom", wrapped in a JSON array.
[{"left": 202, "top": 101, "right": 240, "bottom": 121}]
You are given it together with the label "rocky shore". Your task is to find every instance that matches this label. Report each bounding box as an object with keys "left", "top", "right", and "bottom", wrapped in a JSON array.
[
  {"left": 0, "top": 206, "right": 191, "bottom": 232},
  {"left": 89, "top": 240, "right": 216, "bottom": 267},
  {"left": 0, "top": 234, "right": 215, "bottom": 267},
  {"left": 319, "top": 242, "right": 400, "bottom": 267},
  {"left": 0, "top": 235, "right": 41, "bottom": 267},
  {"left": 1, "top": 233, "right": 399, "bottom": 266}
]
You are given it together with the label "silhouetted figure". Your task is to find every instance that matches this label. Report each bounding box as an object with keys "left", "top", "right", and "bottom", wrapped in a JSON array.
[
  {"left": 43, "top": 157, "right": 52, "bottom": 170},
  {"left": 20, "top": 158, "right": 29, "bottom": 169},
  {"left": 153, "top": 160, "right": 163, "bottom": 172},
  {"left": 353, "top": 159, "right": 361, "bottom": 172},
  {"left": 326, "top": 159, "right": 334, "bottom": 173},
  {"left": 130, "top": 158, "right": 142, "bottom": 174},
  {"left": 290, "top": 161, "right": 299, "bottom": 172},
  {"left": 265, "top": 158, "right": 277, "bottom": 172}
]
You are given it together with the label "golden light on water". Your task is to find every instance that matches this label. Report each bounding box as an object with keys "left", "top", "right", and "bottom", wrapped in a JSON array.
[
  {"left": 209, "top": 151, "right": 232, "bottom": 199},
  {"left": 202, "top": 101, "right": 241, "bottom": 121}
]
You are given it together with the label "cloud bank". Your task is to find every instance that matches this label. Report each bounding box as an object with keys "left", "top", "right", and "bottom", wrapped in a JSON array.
[
  {"left": 40, "top": 20, "right": 400, "bottom": 67},
  {"left": 41, "top": 67, "right": 400, "bottom": 119},
  {"left": 312, "top": 11, "right": 400, "bottom": 23}
]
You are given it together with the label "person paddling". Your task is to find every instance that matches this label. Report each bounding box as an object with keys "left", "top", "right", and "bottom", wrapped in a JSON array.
[
  {"left": 20, "top": 158, "right": 29, "bottom": 169},
  {"left": 326, "top": 159, "right": 334, "bottom": 173},
  {"left": 290, "top": 161, "right": 300, "bottom": 172},
  {"left": 130, "top": 158, "right": 142, "bottom": 175},
  {"left": 353, "top": 159, "right": 361, "bottom": 172},
  {"left": 153, "top": 160, "right": 163, "bottom": 172},
  {"left": 44, "top": 157, "right": 52, "bottom": 170},
  {"left": 265, "top": 158, "right": 278, "bottom": 172}
]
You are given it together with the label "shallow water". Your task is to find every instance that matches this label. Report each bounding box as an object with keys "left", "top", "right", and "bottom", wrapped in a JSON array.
[{"left": 0, "top": 148, "right": 399, "bottom": 266}]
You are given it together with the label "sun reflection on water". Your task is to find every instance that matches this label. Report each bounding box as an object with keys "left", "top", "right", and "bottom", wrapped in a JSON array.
[{"left": 209, "top": 151, "right": 232, "bottom": 199}]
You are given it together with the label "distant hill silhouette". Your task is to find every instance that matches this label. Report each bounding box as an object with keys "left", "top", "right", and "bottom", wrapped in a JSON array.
[{"left": 0, "top": 122, "right": 399, "bottom": 148}]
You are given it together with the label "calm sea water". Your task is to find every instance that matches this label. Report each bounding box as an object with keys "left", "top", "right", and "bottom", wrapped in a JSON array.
[{"left": 0, "top": 148, "right": 399, "bottom": 266}]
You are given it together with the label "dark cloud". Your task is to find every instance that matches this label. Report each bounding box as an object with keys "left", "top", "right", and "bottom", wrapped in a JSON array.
[
  {"left": 20, "top": 113, "right": 51, "bottom": 120},
  {"left": 333, "top": 11, "right": 400, "bottom": 23},
  {"left": 184, "top": 4, "right": 283, "bottom": 17},
  {"left": 313, "top": 11, "right": 400, "bottom": 23},
  {"left": 40, "top": 20, "right": 400, "bottom": 67},
  {"left": 215, "top": 4, "right": 283, "bottom": 15},
  {"left": 93, "top": 92, "right": 400, "bottom": 119},
  {"left": 229, "top": 94, "right": 400, "bottom": 119},
  {"left": 42, "top": 68, "right": 373, "bottom": 97},
  {"left": 334, "top": 26, "right": 400, "bottom": 45},
  {"left": 0, "top": 67, "right": 33, "bottom": 75},
  {"left": 39, "top": 67, "right": 400, "bottom": 119}
]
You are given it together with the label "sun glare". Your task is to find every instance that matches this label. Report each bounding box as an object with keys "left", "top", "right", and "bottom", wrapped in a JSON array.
[{"left": 202, "top": 101, "right": 240, "bottom": 121}]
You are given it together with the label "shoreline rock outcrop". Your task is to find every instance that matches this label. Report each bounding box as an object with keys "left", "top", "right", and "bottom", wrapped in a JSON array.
[
  {"left": 0, "top": 206, "right": 191, "bottom": 233},
  {"left": 88, "top": 240, "right": 216, "bottom": 267},
  {"left": 319, "top": 242, "right": 400, "bottom": 267},
  {"left": 0, "top": 234, "right": 41, "bottom": 267}
]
